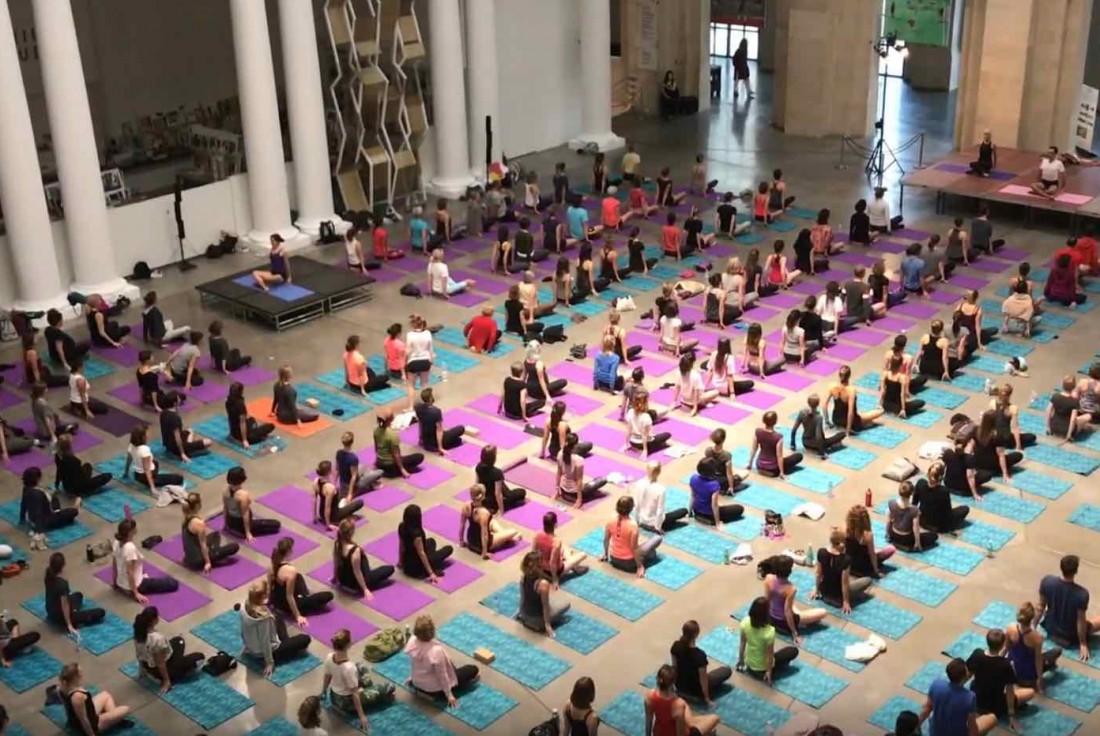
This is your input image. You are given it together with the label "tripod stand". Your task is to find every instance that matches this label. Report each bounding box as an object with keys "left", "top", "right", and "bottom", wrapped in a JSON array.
[{"left": 864, "top": 35, "right": 907, "bottom": 186}]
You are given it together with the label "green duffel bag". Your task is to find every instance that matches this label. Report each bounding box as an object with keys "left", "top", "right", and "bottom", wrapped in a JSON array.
[{"left": 362, "top": 627, "right": 406, "bottom": 662}]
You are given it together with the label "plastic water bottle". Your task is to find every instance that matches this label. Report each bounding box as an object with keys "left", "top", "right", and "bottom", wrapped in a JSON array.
[
  {"left": 805, "top": 544, "right": 815, "bottom": 566},
  {"left": 123, "top": 503, "right": 132, "bottom": 521},
  {"left": 764, "top": 719, "right": 775, "bottom": 736},
  {"left": 441, "top": 369, "right": 449, "bottom": 383},
  {"left": 405, "top": 624, "right": 411, "bottom": 642},
  {"left": 865, "top": 488, "right": 873, "bottom": 508},
  {"left": 551, "top": 709, "right": 559, "bottom": 725}
]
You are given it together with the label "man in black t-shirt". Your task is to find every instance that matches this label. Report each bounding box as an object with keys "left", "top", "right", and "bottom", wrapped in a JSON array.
[
  {"left": 44, "top": 309, "right": 89, "bottom": 369},
  {"left": 715, "top": 192, "right": 750, "bottom": 237},
  {"left": 159, "top": 394, "right": 212, "bottom": 461},
  {"left": 498, "top": 363, "right": 543, "bottom": 421},
  {"left": 966, "top": 629, "right": 1031, "bottom": 731},
  {"left": 414, "top": 387, "right": 466, "bottom": 454}
]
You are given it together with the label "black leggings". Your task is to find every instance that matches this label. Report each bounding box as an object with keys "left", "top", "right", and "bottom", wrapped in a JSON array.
[
  {"left": 645, "top": 508, "right": 689, "bottom": 532},
  {"left": 168, "top": 370, "right": 204, "bottom": 387},
  {"left": 220, "top": 349, "right": 252, "bottom": 372},
  {"left": 890, "top": 529, "right": 938, "bottom": 550},
  {"left": 595, "top": 375, "right": 626, "bottom": 392},
  {"left": 505, "top": 399, "right": 545, "bottom": 420},
  {"left": 492, "top": 484, "right": 528, "bottom": 512},
  {"left": 418, "top": 663, "right": 480, "bottom": 698},
  {"left": 142, "top": 636, "right": 204, "bottom": 684},
  {"left": 92, "top": 321, "right": 130, "bottom": 346},
  {"left": 35, "top": 507, "right": 80, "bottom": 530},
  {"left": 225, "top": 514, "right": 281, "bottom": 537},
  {"left": 759, "top": 452, "right": 803, "bottom": 476},
  {"left": 62, "top": 462, "right": 111, "bottom": 497},
  {"left": 748, "top": 646, "right": 799, "bottom": 677},
  {"left": 909, "top": 374, "right": 928, "bottom": 391},
  {"left": 695, "top": 503, "right": 745, "bottom": 524},
  {"left": 802, "top": 431, "right": 846, "bottom": 457},
  {"left": 49, "top": 593, "right": 106, "bottom": 628},
  {"left": 405, "top": 537, "right": 455, "bottom": 579},
  {"left": 970, "top": 451, "right": 1023, "bottom": 475},
  {"left": 183, "top": 537, "right": 240, "bottom": 570},
  {"left": 343, "top": 560, "right": 396, "bottom": 595},
  {"left": 170, "top": 439, "right": 209, "bottom": 459},
  {"left": 377, "top": 453, "right": 425, "bottom": 478},
  {"left": 284, "top": 589, "right": 334, "bottom": 615},
  {"left": 629, "top": 432, "right": 672, "bottom": 453},
  {"left": 144, "top": 389, "right": 186, "bottom": 410},
  {"left": 537, "top": 379, "right": 568, "bottom": 398},
  {"left": 922, "top": 506, "right": 970, "bottom": 533},
  {"left": 707, "top": 306, "right": 742, "bottom": 326},
  {"left": 2, "top": 619, "right": 41, "bottom": 659},
  {"left": 237, "top": 417, "right": 276, "bottom": 445},
  {"left": 350, "top": 373, "right": 389, "bottom": 393},
  {"left": 133, "top": 465, "right": 185, "bottom": 488},
  {"left": 137, "top": 575, "right": 179, "bottom": 595},
  {"left": 271, "top": 616, "right": 311, "bottom": 661},
  {"left": 70, "top": 399, "right": 109, "bottom": 416},
  {"left": 325, "top": 497, "right": 365, "bottom": 525},
  {"left": 438, "top": 426, "right": 465, "bottom": 450},
  {"left": 560, "top": 479, "right": 608, "bottom": 503},
  {"left": 886, "top": 399, "right": 925, "bottom": 415},
  {"left": 549, "top": 441, "right": 593, "bottom": 459}
]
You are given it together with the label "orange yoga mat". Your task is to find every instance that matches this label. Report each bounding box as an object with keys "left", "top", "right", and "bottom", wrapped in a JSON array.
[{"left": 245, "top": 397, "right": 332, "bottom": 438}]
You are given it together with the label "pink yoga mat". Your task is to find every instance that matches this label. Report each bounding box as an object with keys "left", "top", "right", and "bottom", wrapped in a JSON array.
[
  {"left": 765, "top": 292, "right": 803, "bottom": 309},
  {"left": 892, "top": 302, "right": 938, "bottom": 319},
  {"left": 557, "top": 391, "right": 605, "bottom": 417},
  {"left": 207, "top": 515, "right": 320, "bottom": 559},
  {"left": 734, "top": 388, "right": 784, "bottom": 410},
  {"left": 364, "top": 531, "right": 484, "bottom": 593},
  {"left": 446, "top": 407, "right": 532, "bottom": 449},
  {"left": 630, "top": 353, "right": 678, "bottom": 378},
  {"left": 825, "top": 343, "right": 868, "bottom": 361},
  {"left": 763, "top": 371, "right": 815, "bottom": 392},
  {"left": 550, "top": 361, "right": 592, "bottom": 385},
  {"left": 868, "top": 316, "right": 915, "bottom": 334},
  {"left": 581, "top": 451, "right": 644, "bottom": 481},
  {"left": 154, "top": 533, "right": 266, "bottom": 591},
  {"left": 841, "top": 329, "right": 890, "bottom": 346},
  {"left": 93, "top": 562, "right": 211, "bottom": 621},
  {"left": 256, "top": 485, "right": 366, "bottom": 538},
  {"left": 798, "top": 357, "right": 844, "bottom": 377},
  {"left": 436, "top": 440, "right": 486, "bottom": 468},
  {"left": 629, "top": 330, "right": 663, "bottom": 354},
  {"left": 504, "top": 461, "right": 603, "bottom": 507},
  {"left": 360, "top": 485, "right": 415, "bottom": 513},
  {"left": 307, "top": 562, "right": 434, "bottom": 621},
  {"left": 999, "top": 184, "right": 1094, "bottom": 205},
  {"left": 421, "top": 504, "right": 529, "bottom": 561}
]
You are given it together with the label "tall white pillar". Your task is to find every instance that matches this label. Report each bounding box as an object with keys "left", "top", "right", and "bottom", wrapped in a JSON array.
[
  {"left": 0, "top": 0, "right": 67, "bottom": 311},
  {"left": 428, "top": 0, "right": 476, "bottom": 198},
  {"left": 230, "top": 0, "right": 301, "bottom": 250},
  {"left": 465, "top": 0, "right": 499, "bottom": 175},
  {"left": 570, "top": 0, "right": 625, "bottom": 152},
  {"left": 277, "top": 0, "right": 346, "bottom": 236},
  {"left": 32, "top": 0, "right": 131, "bottom": 298}
]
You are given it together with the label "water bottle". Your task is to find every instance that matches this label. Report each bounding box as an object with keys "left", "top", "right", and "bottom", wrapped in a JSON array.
[
  {"left": 865, "top": 488, "right": 873, "bottom": 508},
  {"left": 123, "top": 503, "right": 132, "bottom": 521},
  {"left": 805, "top": 544, "right": 815, "bottom": 566},
  {"left": 441, "top": 369, "right": 449, "bottom": 383},
  {"left": 405, "top": 624, "right": 412, "bottom": 642},
  {"left": 764, "top": 719, "right": 775, "bottom": 736},
  {"left": 725, "top": 548, "right": 733, "bottom": 565},
  {"left": 551, "top": 708, "right": 559, "bottom": 724}
]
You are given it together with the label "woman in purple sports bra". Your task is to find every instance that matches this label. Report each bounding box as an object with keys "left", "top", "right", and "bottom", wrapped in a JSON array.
[
  {"left": 252, "top": 234, "right": 292, "bottom": 291},
  {"left": 761, "top": 555, "right": 825, "bottom": 645}
]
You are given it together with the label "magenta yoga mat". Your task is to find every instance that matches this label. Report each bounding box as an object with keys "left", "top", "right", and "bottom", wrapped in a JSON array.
[
  {"left": 578, "top": 422, "right": 630, "bottom": 452},
  {"left": 283, "top": 603, "right": 378, "bottom": 647},
  {"left": 798, "top": 357, "right": 844, "bottom": 377},
  {"left": 787, "top": 280, "right": 819, "bottom": 296},
  {"left": 841, "top": 329, "right": 890, "bottom": 346},
  {"left": 942, "top": 274, "right": 989, "bottom": 291},
  {"left": 824, "top": 343, "right": 868, "bottom": 361},
  {"left": 11, "top": 418, "right": 103, "bottom": 452},
  {"left": 256, "top": 485, "right": 366, "bottom": 538},
  {"left": 445, "top": 408, "right": 532, "bottom": 449},
  {"left": 1, "top": 448, "right": 49, "bottom": 475},
  {"left": 153, "top": 533, "right": 266, "bottom": 591},
  {"left": 763, "top": 371, "right": 815, "bottom": 392},
  {"left": 556, "top": 391, "right": 605, "bottom": 417},
  {"left": 368, "top": 267, "right": 406, "bottom": 284},
  {"left": 892, "top": 228, "right": 932, "bottom": 241},
  {"left": 763, "top": 292, "right": 803, "bottom": 309},
  {"left": 353, "top": 447, "right": 457, "bottom": 489},
  {"left": 363, "top": 531, "right": 484, "bottom": 593},
  {"left": 439, "top": 440, "right": 486, "bottom": 468},
  {"left": 734, "top": 388, "right": 785, "bottom": 410},
  {"left": 448, "top": 269, "right": 511, "bottom": 295},
  {"left": 467, "top": 392, "right": 514, "bottom": 418},
  {"left": 421, "top": 504, "right": 530, "bottom": 561},
  {"left": 92, "top": 343, "right": 142, "bottom": 366},
  {"left": 93, "top": 562, "right": 211, "bottom": 621},
  {"left": 581, "top": 452, "right": 645, "bottom": 482},
  {"left": 207, "top": 515, "right": 320, "bottom": 559},
  {"left": 891, "top": 301, "right": 938, "bottom": 319},
  {"left": 870, "top": 316, "right": 916, "bottom": 333},
  {"left": 550, "top": 361, "right": 592, "bottom": 385},
  {"left": 927, "top": 288, "right": 961, "bottom": 304},
  {"left": 809, "top": 269, "right": 849, "bottom": 283},
  {"left": 629, "top": 330, "right": 663, "bottom": 354},
  {"left": 195, "top": 356, "right": 275, "bottom": 385},
  {"left": 832, "top": 251, "right": 880, "bottom": 268},
  {"left": 307, "top": 562, "right": 434, "bottom": 621},
  {"left": 359, "top": 484, "right": 414, "bottom": 513},
  {"left": 632, "top": 354, "right": 678, "bottom": 377}
]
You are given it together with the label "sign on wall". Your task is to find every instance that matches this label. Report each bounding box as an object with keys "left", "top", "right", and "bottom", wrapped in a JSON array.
[
  {"left": 1076, "top": 84, "right": 1098, "bottom": 151},
  {"left": 884, "top": 0, "right": 949, "bottom": 47},
  {"left": 638, "top": 0, "right": 658, "bottom": 71}
]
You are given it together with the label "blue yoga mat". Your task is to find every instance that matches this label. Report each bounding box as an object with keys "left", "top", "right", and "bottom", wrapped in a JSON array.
[
  {"left": 244, "top": 717, "right": 298, "bottom": 736},
  {"left": 294, "top": 382, "right": 370, "bottom": 420},
  {"left": 857, "top": 424, "right": 911, "bottom": 449},
  {"left": 947, "top": 373, "right": 990, "bottom": 393},
  {"left": 190, "top": 415, "right": 287, "bottom": 458},
  {"left": 599, "top": 690, "right": 647, "bottom": 736},
  {"left": 1070, "top": 503, "right": 1100, "bottom": 533},
  {"left": 570, "top": 528, "right": 703, "bottom": 591},
  {"left": 736, "top": 231, "right": 766, "bottom": 245},
  {"left": 1017, "top": 410, "right": 1048, "bottom": 436},
  {"left": 648, "top": 263, "right": 685, "bottom": 280},
  {"left": 661, "top": 524, "right": 733, "bottom": 565},
  {"left": 967, "top": 355, "right": 1010, "bottom": 374},
  {"left": 120, "top": 660, "right": 254, "bottom": 729},
  {"left": 0, "top": 646, "right": 61, "bottom": 693},
  {"left": 434, "top": 347, "right": 481, "bottom": 374},
  {"left": 372, "top": 651, "right": 515, "bottom": 731},
  {"left": 712, "top": 687, "right": 794, "bottom": 736},
  {"left": 148, "top": 439, "right": 237, "bottom": 480},
  {"left": 826, "top": 445, "right": 877, "bottom": 470},
  {"left": 768, "top": 219, "right": 798, "bottom": 233},
  {"left": 1076, "top": 429, "right": 1100, "bottom": 454},
  {"left": 191, "top": 610, "right": 321, "bottom": 686},
  {"left": 0, "top": 501, "right": 92, "bottom": 548},
  {"left": 868, "top": 695, "right": 924, "bottom": 733},
  {"left": 722, "top": 513, "right": 763, "bottom": 540},
  {"left": 956, "top": 519, "right": 1015, "bottom": 552},
  {"left": 729, "top": 595, "right": 865, "bottom": 672},
  {"left": 42, "top": 702, "right": 158, "bottom": 736},
  {"left": 986, "top": 340, "right": 1034, "bottom": 358},
  {"left": 853, "top": 372, "right": 882, "bottom": 391},
  {"left": 22, "top": 594, "right": 130, "bottom": 655},
  {"left": 788, "top": 569, "right": 922, "bottom": 639},
  {"left": 479, "top": 583, "right": 617, "bottom": 654},
  {"left": 893, "top": 406, "right": 944, "bottom": 429},
  {"left": 786, "top": 206, "right": 817, "bottom": 219},
  {"left": 571, "top": 299, "right": 610, "bottom": 317},
  {"left": 876, "top": 565, "right": 958, "bottom": 607},
  {"left": 231, "top": 275, "right": 313, "bottom": 300},
  {"left": 915, "top": 386, "right": 969, "bottom": 409},
  {"left": 724, "top": 481, "right": 803, "bottom": 515},
  {"left": 978, "top": 489, "right": 1045, "bottom": 523},
  {"left": 80, "top": 487, "right": 153, "bottom": 522},
  {"left": 942, "top": 629, "right": 987, "bottom": 658},
  {"left": 327, "top": 699, "right": 459, "bottom": 735},
  {"left": 562, "top": 569, "right": 664, "bottom": 621},
  {"left": 438, "top": 612, "right": 571, "bottom": 689},
  {"left": 314, "top": 368, "right": 401, "bottom": 406},
  {"left": 95, "top": 453, "right": 196, "bottom": 492},
  {"left": 906, "top": 660, "right": 947, "bottom": 692},
  {"left": 1005, "top": 468, "right": 1072, "bottom": 500},
  {"left": 787, "top": 464, "right": 844, "bottom": 493},
  {"left": 873, "top": 521, "right": 985, "bottom": 574},
  {"left": 1027, "top": 443, "right": 1100, "bottom": 475}
]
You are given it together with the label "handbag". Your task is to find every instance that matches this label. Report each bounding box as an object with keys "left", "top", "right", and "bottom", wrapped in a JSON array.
[{"left": 613, "top": 295, "right": 636, "bottom": 312}]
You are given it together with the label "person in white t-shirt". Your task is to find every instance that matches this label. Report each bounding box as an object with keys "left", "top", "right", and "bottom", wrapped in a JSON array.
[
  {"left": 672, "top": 353, "right": 719, "bottom": 416},
  {"left": 658, "top": 302, "right": 698, "bottom": 356},
  {"left": 111, "top": 519, "right": 178, "bottom": 604},
  {"left": 632, "top": 461, "right": 688, "bottom": 533},
  {"left": 405, "top": 315, "right": 435, "bottom": 411},
  {"left": 426, "top": 249, "right": 472, "bottom": 298},
  {"left": 867, "top": 187, "right": 891, "bottom": 233},
  {"left": 343, "top": 227, "right": 367, "bottom": 274},
  {"left": 1031, "top": 147, "right": 1066, "bottom": 199}
]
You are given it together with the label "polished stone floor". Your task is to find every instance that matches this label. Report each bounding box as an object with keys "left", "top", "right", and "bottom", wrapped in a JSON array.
[{"left": 4, "top": 65, "right": 1100, "bottom": 736}]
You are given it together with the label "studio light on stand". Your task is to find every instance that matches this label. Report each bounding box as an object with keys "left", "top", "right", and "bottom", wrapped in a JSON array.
[{"left": 866, "top": 33, "right": 909, "bottom": 186}]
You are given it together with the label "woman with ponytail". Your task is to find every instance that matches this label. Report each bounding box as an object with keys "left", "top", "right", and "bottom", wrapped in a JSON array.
[
  {"left": 517, "top": 550, "right": 571, "bottom": 637},
  {"left": 111, "top": 520, "right": 178, "bottom": 604},
  {"left": 133, "top": 606, "right": 204, "bottom": 692},
  {"left": 313, "top": 460, "right": 365, "bottom": 532},
  {"left": 670, "top": 619, "right": 731, "bottom": 706},
  {"left": 459, "top": 484, "right": 521, "bottom": 560},
  {"left": 644, "top": 664, "right": 719, "bottom": 736},
  {"left": 1005, "top": 601, "right": 1062, "bottom": 691},
  {"left": 180, "top": 492, "right": 240, "bottom": 573},
  {"left": 343, "top": 334, "right": 389, "bottom": 395},
  {"left": 540, "top": 401, "right": 592, "bottom": 460},
  {"left": 555, "top": 433, "right": 608, "bottom": 509},
  {"left": 332, "top": 518, "right": 394, "bottom": 598},
  {"left": 271, "top": 537, "right": 334, "bottom": 627},
  {"left": 601, "top": 496, "right": 660, "bottom": 579},
  {"left": 44, "top": 552, "right": 105, "bottom": 633}
]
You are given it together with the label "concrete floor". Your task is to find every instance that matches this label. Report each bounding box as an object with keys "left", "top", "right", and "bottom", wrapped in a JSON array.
[{"left": 5, "top": 65, "right": 1100, "bottom": 736}]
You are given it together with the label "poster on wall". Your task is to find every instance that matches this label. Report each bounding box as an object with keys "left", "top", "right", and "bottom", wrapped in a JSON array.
[
  {"left": 638, "top": 0, "right": 658, "bottom": 71},
  {"left": 884, "top": 0, "right": 949, "bottom": 47},
  {"left": 1076, "top": 85, "right": 1098, "bottom": 152}
]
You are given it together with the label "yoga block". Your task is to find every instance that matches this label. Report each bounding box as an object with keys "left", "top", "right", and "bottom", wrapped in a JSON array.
[
  {"left": 304, "top": 398, "right": 320, "bottom": 408},
  {"left": 474, "top": 647, "right": 495, "bottom": 664}
]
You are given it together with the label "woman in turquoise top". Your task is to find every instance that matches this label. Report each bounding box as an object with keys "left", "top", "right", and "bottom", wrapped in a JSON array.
[{"left": 409, "top": 207, "right": 432, "bottom": 253}]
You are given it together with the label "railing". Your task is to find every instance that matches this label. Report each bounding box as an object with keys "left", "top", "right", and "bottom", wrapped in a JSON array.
[{"left": 838, "top": 131, "right": 926, "bottom": 180}]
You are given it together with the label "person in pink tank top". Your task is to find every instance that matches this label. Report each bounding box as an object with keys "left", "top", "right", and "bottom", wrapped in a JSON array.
[{"left": 534, "top": 511, "right": 587, "bottom": 588}]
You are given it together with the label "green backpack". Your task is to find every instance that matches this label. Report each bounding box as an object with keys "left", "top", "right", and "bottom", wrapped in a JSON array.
[{"left": 362, "top": 627, "right": 406, "bottom": 662}]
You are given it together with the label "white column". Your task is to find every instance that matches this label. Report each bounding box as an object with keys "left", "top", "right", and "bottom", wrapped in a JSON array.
[
  {"left": 465, "top": 0, "right": 499, "bottom": 176},
  {"left": 230, "top": 0, "right": 301, "bottom": 250},
  {"left": 428, "top": 0, "right": 476, "bottom": 198},
  {"left": 0, "top": 0, "right": 66, "bottom": 311},
  {"left": 32, "top": 0, "right": 131, "bottom": 298},
  {"left": 570, "top": 0, "right": 624, "bottom": 152},
  {"left": 277, "top": 0, "right": 347, "bottom": 236}
]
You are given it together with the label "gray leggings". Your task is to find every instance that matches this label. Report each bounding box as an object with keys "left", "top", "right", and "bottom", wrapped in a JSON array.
[
  {"left": 610, "top": 534, "right": 662, "bottom": 572},
  {"left": 748, "top": 357, "right": 785, "bottom": 376},
  {"left": 518, "top": 597, "right": 572, "bottom": 633}
]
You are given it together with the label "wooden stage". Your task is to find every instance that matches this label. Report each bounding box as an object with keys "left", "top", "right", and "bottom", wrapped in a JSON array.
[{"left": 901, "top": 146, "right": 1100, "bottom": 227}]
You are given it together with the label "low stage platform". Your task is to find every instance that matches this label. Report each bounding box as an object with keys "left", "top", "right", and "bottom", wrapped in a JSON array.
[
  {"left": 195, "top": 256, "right": 372, "bottom": 331},
  {"left": 901, "top": 146, "right": 1100, "bottom": 227}
]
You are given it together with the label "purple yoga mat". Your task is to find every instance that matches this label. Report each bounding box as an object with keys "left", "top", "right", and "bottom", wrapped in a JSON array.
[
  {"left": 445, "top": 408, "right": 531, "bottom": 450},
  {"left": 788, "top": 280, "right": 819, "bottom": 296},
  {"left": 745, "top": 302, "right": 780, "bottom": 320},
  {"left": 11, "top": 418, "right": 103, "bottom": 452},
  {"left": 354, "top": 447, "right": 456, "bottom": 489},
  {"left": 927, "top": 289, "right": 960, "bottom": 305},
  {"left": 703, "top": 402, "right": 754, "bottom": 425},
  {"left": 842, "top": 329, "right": 890, "bottom": 346},
  {"left": 363, "top": 531, "right": 484, "bottom": 593},
  {"left": 93, "top": 562, "right": 211, "bottom": 621},
  {"left": 653, "top": 416, "right": 713, "bottom": 445},
  {"left": 875, "top": 240, "right": 908, "bottom": 254},
  {"left": 449, "top": 269, "right": 512, "bottom": 296},
  {"left": 582, "top": 452, "right": 644, "bottom": 482},
  {"left": 870, "top": 316, "right": 914, "bottom": 334},
  {"left": 194, "top": 358, "right": 275, "bottom": 387},
  {"left": 633, "top": 354, "right": 678, "bottom": 377},
  {"left": 369, "top": 267, "right": 406, "bottom": 284},
  {"left": 468, "top": 392, "right": 513, "bottom": 418},
  {"left": 550, "top": 361, "right": 592, "bottom": 385},
  {"left": 579, "top": 422, "right": 630, "bottom": 453},
  {"left": 765, "top": 292, "right": 803, "bottom": 309},
  {"left": 734, "top": 388, "right": 784, "bottom": 410},
  {"left": 798, "top": 356, "right": 844, "bottom": 377},
  {"left": 893, "top": 228, "right": 931, "bottom": 241},
  {"left": 0, "top": 389, "right": 22, "bottom": 410},
  {"left": 284, "top": 603, "right": 378, "bottom": 647},
  {"left": 505, "top": 461, "right": 560, "bottom": 498},
  {"left": 92, "top": 343, "right": 142, "bottom": 366},
  {"left": 183, "top": 380, "right": 229, "bottom": 403},
  {"left": 207, "top": 515, "right": 320, "bottom": 559},
  {"left": 256, "top": 485, "right": 366, "bottom": 538},
  {"left": 968, "top": 258, "right": 1010, "bottom": 274},
  {"left": 678, "top": 303, "right": 705, "bottom": 323},
  {"left": 307, "top": 562, "right": 434, "bottom": 621},
  {"left": 996, "top": 247, "right": 1028, "bottom": 261},
  {"left": 439, "top": 440, "right": 485, "bottom": 467},
  {"left": 892, "top": 301, "right": 938, "bottom": 319},
  {"left": 440, "top": 290, "right": 488, "bottom": 308},
  {"left": 629, "top": 330, "right": 663, "bottom": 354},
  {"left": 832, "top": 251, "right": 880, "bottom": 268},
  {"left": 1, "top": 448, "right": 48, "bottom": 475},
  {"left": 825, "top": 343, "right": 867, "bottom": 361},
  {"left": 107, "top": 382, "right": 199, "bottom": 414},
  {"left": 810, "top": 269, "right": 848, "bottom": 283},
  {"left": 944, "top": 274, "right": 990, "bottom": 291},
  {"left": 154, "top": 533, "right": 266, "bottom": 591},
  {"left": 63, "top": 404, "right": 147, "bottom": 437},
  {"left": 763, "top": 371, "right": 815, "bottom": 392},
  {"left": 421, "top": 504, "right": 529, "bottom": 561},
  {"left": 360, "top": 485, "right": 414, "bottom": 513},
  {"left": 557, "top": 392, "right": 604, "bottom": 417}
]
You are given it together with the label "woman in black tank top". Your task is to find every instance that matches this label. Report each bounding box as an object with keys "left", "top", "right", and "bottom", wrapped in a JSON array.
[
  {"left": 59, "top": 662, "right": 132, "bottom": 734},
  {"left": 332, "top": 518, "right": 394, "bottom": 597},
  {"left": 270, "top": 537, "right": 334, "bottom": 625},
  {"left": 562, "top": 676, "right": 600, "bottom": 736}
]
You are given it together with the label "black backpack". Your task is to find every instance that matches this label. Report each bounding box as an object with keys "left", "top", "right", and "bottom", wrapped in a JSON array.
[
  {"left": 542, "top": 324, "right": 566, "bottom": 344},
  {"left": 399, "top": 283, "right": 422, "bottom": 298},
  {"left": 529, "top": 715, "right": 560, "bottom": 736},
  {"left": 131, "top": 261, "right": 152, "bottom": 279},
  {"left": 202, "top": 650, "right": 237, "bottom": 676}
]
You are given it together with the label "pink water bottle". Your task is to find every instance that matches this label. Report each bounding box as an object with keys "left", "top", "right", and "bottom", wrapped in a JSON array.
[{"left": 124, "top": 503, "right": 132, "bottom": 521}]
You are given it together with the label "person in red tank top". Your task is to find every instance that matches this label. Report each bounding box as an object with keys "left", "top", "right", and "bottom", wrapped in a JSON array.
[
  {"left": 533, "top": 511, "right": 588, "bottom": 589},
  {"left": 645, "top": 665, "right": 719, "bottom": 736}
]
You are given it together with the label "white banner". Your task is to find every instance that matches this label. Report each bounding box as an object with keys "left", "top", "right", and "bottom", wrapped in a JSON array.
[
  {"left": 638, "top": 0, "right": 659, "bottom": 71},
  {"left": 1075, "top": 84, "right": 1098, "bottom": 151}
]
